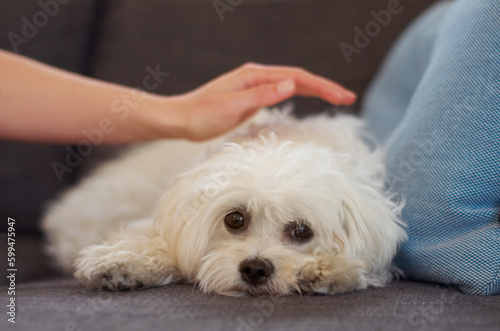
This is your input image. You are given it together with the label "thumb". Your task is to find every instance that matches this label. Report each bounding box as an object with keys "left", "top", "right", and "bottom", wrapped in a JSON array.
[{"left": 231, "top": 79, "right": 296, "bottom": 111}]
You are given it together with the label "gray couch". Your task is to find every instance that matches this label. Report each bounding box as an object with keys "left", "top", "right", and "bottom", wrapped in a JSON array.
[{"left": 1, "top": 1, "right": 499, "bottom": 330}]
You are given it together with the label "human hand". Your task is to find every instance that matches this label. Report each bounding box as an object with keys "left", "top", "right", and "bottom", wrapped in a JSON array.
[
  {"left": 0, "top": 51, "right": 356, "bottom": 144},
  {"left": 168, "top": 63, "right": 357, "bottom": 141}
]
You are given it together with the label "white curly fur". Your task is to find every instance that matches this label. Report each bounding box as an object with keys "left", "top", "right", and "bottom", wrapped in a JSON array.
[{"left": 42, "top": 109, "right": 406, "bottom": 296}]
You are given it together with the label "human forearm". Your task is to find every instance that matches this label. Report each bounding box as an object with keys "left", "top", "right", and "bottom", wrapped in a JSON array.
[
  {"left": 0, "top": 51, "right": 357, "bottom": 144},
  {"left": 0, "top": 50, "right": 182, "bottom": 144}
]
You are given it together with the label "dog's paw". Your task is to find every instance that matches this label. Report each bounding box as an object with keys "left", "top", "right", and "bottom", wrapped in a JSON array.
[
  {"left": 297, "top": 251, "right": 364, "bottom": 295},
  {"left": 74, "top": 248, "right": 154, "bottom": 292},
  {"left": 75, "top": 259, "right": 148, "bottom": 292},
  {"left": 85, "top": 263, "right": 145, "bottom": 292}
]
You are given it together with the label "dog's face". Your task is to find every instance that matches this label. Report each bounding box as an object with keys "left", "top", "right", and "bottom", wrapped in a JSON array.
[{"left": 156, "top": 136, "right": 404, "bottom": 296}]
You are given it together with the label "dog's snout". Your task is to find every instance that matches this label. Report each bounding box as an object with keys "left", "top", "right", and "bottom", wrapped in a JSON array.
[{"left": 239, "top": 258, "right": 274, "bottom": 285}]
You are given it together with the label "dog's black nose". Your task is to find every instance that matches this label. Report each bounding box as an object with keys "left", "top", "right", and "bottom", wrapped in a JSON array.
[{"left": 239, "top": 258, "right": 274, "bottom": 285}]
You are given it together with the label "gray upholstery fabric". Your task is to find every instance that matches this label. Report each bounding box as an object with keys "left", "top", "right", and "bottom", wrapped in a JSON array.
[
  {"left": 1, "top": 279, "right": 499, "bottom": 331},
  {"left": 0, "top": 0, "right": 97, "bottom": 233},
  {"left": 0, "top": 143, "right": 68, "bottom": 233},
  {"left": 91, "top": 0, "right": 438, "bottom": 116},
  {"left": 0, "top": 0, "right": 97, "bottom": 71}
]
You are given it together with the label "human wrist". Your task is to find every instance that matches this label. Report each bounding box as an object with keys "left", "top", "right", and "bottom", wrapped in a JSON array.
[{"left": 136, "top": 93, "right": 188, "bottom": 141}]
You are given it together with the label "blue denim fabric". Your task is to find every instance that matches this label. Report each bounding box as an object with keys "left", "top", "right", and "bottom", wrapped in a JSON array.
[{"left": 362, "top": 0, "right": 500, "bottom": 295}]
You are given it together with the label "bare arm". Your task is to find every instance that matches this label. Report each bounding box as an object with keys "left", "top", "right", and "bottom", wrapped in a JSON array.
[{"left": 0, "top": 50, "right": 356, "bottom": 143}]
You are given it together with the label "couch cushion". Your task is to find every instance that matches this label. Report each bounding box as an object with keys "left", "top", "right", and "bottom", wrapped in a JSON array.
[
  {"left": 0, "top": 0, "right": 97, "bottom": 71},
  {"left": 90, "top": 0, "right": 438, "bottom": 116},
  {"left": 0, "top": 0, "right": 98, "bottom": 234},
  {"left": 1, "top": 278, "right": 499, "bottom": 330}
]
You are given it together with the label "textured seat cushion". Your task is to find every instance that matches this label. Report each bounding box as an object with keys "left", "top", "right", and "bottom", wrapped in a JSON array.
[
  {"left": 1, "top": 278, "right": 499, "bottom": 330},
  {"left": 363, "top": 0, "right": 500, "bottom": 295}
]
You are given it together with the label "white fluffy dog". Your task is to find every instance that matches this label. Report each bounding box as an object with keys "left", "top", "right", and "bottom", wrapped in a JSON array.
[{"left": 42, "top": 109, "right": 406, "bottom": 296}]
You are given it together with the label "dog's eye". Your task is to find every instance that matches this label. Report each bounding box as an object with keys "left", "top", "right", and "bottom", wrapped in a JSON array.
[
  {"left": 290, "top": 224, "right": 313, "bottom": 241},
  {"left": 224, "top": 212, "right": 245, "bottom": 230}
]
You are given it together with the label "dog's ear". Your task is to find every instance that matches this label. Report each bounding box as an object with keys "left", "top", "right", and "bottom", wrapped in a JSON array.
[
  {"left": 340, "top": 184, "right": 406, "bottom": 284},
  {"left": 153, "top": 170, "right": 217, "bottom": 282}
]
